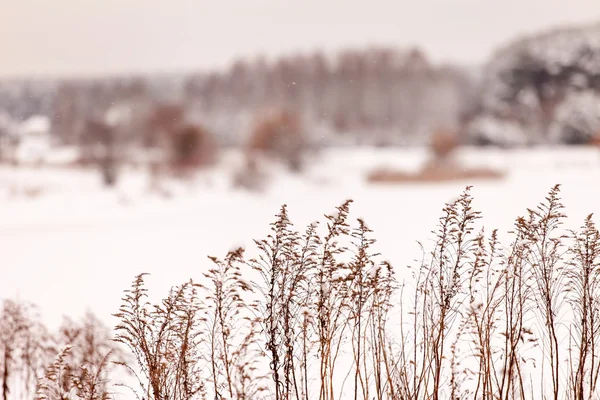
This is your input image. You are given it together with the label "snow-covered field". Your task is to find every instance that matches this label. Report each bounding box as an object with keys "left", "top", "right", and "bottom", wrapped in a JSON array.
[{"left": 1, "top": 146, "right": 600, "bottom": 331}]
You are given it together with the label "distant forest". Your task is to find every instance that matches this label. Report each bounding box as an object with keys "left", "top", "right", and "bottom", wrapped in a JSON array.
[{"left": 1, "top": 22, "right": 600, "bottom": 147}]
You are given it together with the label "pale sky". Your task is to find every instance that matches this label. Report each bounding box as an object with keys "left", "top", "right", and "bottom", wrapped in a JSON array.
[{"left": 0, "top": 0, "right": 599, "bottom": 78}]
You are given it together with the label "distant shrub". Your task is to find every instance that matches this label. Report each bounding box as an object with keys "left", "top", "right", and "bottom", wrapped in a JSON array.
[
  {"left": 429, "top": 128, "right": 459, "bottom": 160},
  {"left": 247, "top": 108, "right": 307, "bottom": 171},
  {"left": 145, "top": 104, "right": 186, "bottom": 148},
  {"left": 169, "top": 124, "right": 217, "bottom": 170},
  {"left": 366, "top": 164, "right": 504, "bottom": 184}
]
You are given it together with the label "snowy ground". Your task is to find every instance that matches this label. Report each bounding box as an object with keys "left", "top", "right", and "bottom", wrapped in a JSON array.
[{"left": 1, "top": 146, "right": 600, "bottom": 332}]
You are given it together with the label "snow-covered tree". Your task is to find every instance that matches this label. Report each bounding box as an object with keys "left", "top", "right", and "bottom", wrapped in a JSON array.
[
  {"left": 549, "top": 91, "right": 600, "bottom": 144},
  {"left": 471, "top": 22, "right": 600, "bottom": 145}
]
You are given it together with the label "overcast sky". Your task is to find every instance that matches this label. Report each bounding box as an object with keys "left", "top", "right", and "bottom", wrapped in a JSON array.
[{"left": 0, "top": 0, "right": 599, "bottom": 78}]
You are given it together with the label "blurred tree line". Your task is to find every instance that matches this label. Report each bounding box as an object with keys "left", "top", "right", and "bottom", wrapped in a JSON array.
[
  {"left": 183, "top": 47, "right": 475, "bottom": 146},
  {"left": 3, "top": 22, "right": 600, "bottom": 155},
  {"left": 0, "top": 46, "right": 476, "bottom": 150}
]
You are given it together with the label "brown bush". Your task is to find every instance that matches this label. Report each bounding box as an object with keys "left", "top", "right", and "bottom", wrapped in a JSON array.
[
  {"left": 169, "top": 124, "right": 217, "bottom": 169},
  {"left": 247, "top": 108, "right": 306, "bottom": 171},
  {"left": 590, "top": 134, "right": 600, "bottom": 147},
  {"left": 366, "top": 163, "right": 505, "bottom": 184},
  {"left": 429, "top": 128, "right": 459, "bottom": 160},
  {"left": 145, "top": 104, "right": 185, "bottom": 148}
]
